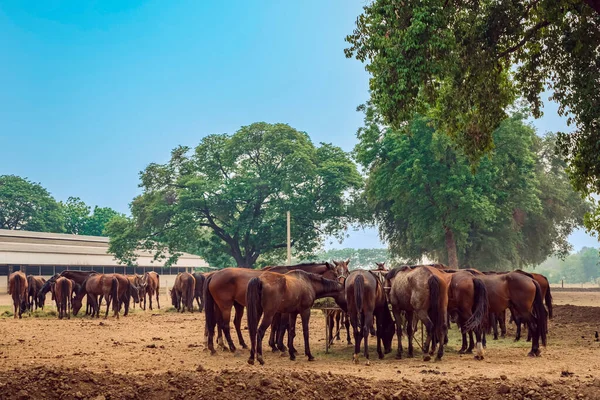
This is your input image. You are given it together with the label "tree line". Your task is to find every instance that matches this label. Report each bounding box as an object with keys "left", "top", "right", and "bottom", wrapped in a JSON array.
[
  {"left": 0, "top": 175, "right": 121, "bottom": 237},
  {"left": 527, "top": 247, "right": 600, "bottom": 285}
]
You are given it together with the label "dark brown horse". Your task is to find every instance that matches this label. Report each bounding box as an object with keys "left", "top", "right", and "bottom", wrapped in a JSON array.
[
  {"left": 192, "top": 272, "right": 207, "bottom": 312},
  {"left": 8, "top": 271, "right": 28, "bottom": 319},
  {"left": 466, "top": 269, "right": 548, "bottom": 356},
  {"left": 142, "top": 271, "right": 160, "bottom": 310},
  {"left": 72, "top": 274, "right": 127, "bottom": 319},
  {"left": 172, "top": 272, "right": 195, "bottom": 313},
  {"left": 246, "top": 270, "right": 343, "bottom": 365},
  {"left": 345, "top": 270, "right": 395, "bottom": 364},
  {"left": 26, "top": 276, "right": 46, "bottom": 311},
  {"left": 127, "top": 275, "right": 144, "bottom": 310},
  {"left": 204, "top": 262, "right": 346, "bottom": 355},
  {"left": 384, "top": 266, "right": 449, "bottom": 361},
  {"left": 439, "top": 270, "right": 489, "bottom": 359},
  {"left": 54, "top": 277, "right": 73, "bottom": 319}
]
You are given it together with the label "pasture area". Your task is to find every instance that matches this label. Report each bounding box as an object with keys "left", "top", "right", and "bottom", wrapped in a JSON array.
[{"left": 0, "top": 292, "right": 599, "bottom": 399}]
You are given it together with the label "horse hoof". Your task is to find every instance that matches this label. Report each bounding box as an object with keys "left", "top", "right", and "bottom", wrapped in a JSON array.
[
  {"left": 247, "top": 359, "right": 254, "bottom": 365},
  {"left": 210, "top": 350, "right": 217, "bottom": 356},
  {"left": 347, "top": 341, "right": 352, "bottom": 346},
  {"left": 465, "top": 350, "right": 473, "bottom": 354},
  {"left": 242, "top": 344, "right": 249, "bottom": 349},
  {"left": 378, "top": 353, "right": 384, "bottom": 360},
  {"left": 258, "top": 358, "right": 265, "bottom": 365},
  {"left": 308, "top": 356, "right": 315, "bottom": 362},
  {"left": 271, "top": 348, "right": 279, "bottom": 353},
  {"left": 395, "top": 354, "right": 402, "bottom": 360},
  {"left": 289, "top": 355, "right": 296, "bottom": 361},
  {"left": 280, "top": 351, "right": 288, "bottom": 358},
  {"left": 458, "top": 349, "right": 466, "bottom": 355},
  {"left": 353, "top": 354, "right": 359, "bottom": 364},
  {"left": 365, "top": 360, "right": 371, "bottom": 366},
  {"left": 435, "top": 356, "right": 443, "bottom": 362},
  {"left": 423, "top": 355, "right": 431, "bottom": 362}
]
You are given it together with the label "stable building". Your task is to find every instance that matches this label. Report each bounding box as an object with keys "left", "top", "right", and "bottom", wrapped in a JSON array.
[{"left": 0, "top": 229, "right": 209, "bottom": 292}]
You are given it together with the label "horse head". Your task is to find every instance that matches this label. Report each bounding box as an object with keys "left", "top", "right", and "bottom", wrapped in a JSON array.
[{"left": 331, "top": 259, "right": 351, "bottom": 283}]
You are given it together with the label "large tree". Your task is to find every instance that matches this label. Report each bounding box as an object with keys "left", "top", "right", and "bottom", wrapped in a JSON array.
[
  {"left": 106, "top": 122, "right": 362, "bottom": 269},
  {"left": 62, "top": 196, "right": 121, "bottom": 236},
  {"left": 355, "top": 107, "right": 588, "bottom": 269},
  {"left": 0, "top": 175, "right": 64, "bottom": 232}
]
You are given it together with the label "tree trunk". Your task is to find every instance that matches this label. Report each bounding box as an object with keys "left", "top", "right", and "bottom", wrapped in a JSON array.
[{"left": 444, "top": 227, "right": 459, "bottom": 269}]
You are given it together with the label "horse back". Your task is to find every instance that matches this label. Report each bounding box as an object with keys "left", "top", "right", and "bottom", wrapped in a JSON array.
[{"left": 208, "top": 268, "right": 263, "bottom": 306}]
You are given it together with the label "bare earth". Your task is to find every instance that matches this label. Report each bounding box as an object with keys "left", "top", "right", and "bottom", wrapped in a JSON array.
[{"left": 0, "top": 292, "right": 599, "bottom": 399}]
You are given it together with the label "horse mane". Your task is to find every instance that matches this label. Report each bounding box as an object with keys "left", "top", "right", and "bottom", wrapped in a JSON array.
[
  {"left": 384, "top": 265, "right": 411, "bottom": 281},
  {"left": 464, "top": 269, "right": 481, "bottom": 276},
  {"left": 442, "top": 269, "right": 458, "bottom": 274},
  {"left": 293, "top": 270, "right": 340, "bottom": 292}
]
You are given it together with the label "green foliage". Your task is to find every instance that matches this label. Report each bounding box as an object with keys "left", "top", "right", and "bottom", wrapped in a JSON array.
[
  {"left": 528, "top": 247, "right": 600, "bottom": 284},
  {"left": 346, "top": 0, "right": 600, "bottom": 167},
  {"left": 0, "top": 175, "right": 64, "bottom": 232},
  {"left": 61, "top": 196, "right": 122, "bottom": 236},
  {"left": 355, "top": 106, "right": 589, "bottom": 270},
  {"left": 106, "top": 122, "right": 363, "bottom": 269}
]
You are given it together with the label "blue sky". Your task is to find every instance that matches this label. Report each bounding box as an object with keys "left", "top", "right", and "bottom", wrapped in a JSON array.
[{"left": 1, "top": 1, "right": 597, "bottom": 252}]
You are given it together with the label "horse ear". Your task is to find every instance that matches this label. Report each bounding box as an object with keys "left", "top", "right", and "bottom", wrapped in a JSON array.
[
  {"left": 345, "top": 258, "right": 350, "bottom": 265},
  {"left": 333, "top": 260, "right": 339, "bottom": 266}
]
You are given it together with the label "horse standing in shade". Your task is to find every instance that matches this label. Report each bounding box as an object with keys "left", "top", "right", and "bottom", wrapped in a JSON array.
[
  {"left": 345, "top": 270, "right": 395, "bottom": 364},
  {"left": 8, "top": 271, "right": 28, "bottom": 319},
  {"left": 384, "top": 266, "right": 449, "bottom": 361},
  {"left": 54, "top": 277, "right": 73, "bottom": 319},
  {"left": 246, "top": 270, "right": 343, "bottom": 365}
]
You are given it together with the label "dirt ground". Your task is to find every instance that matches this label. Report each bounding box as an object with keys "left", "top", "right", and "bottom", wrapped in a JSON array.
[{"left": 0, "top": 292, "right": 599, "bottom": 399}]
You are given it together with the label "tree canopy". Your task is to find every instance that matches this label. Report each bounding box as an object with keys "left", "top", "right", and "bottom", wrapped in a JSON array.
[
  {"left": 345, "top": 0, "right": 600, "bottom": 192},
  {"left": 355, "top": 107, "right": 589, "bottom": 270},
  {"left": 62, "top": 197, "right": 122, "bottom": 237},
  {"left": 106, "top": 122, "right": 363, "bottom": 269},
  {"left": 0, "top": 175, "right": 64, "bottom": 232}
]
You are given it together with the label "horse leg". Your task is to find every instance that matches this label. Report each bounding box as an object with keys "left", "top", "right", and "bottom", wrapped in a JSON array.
[
  {"left": 362, "top": 311, "right": 374, "bottom": 364},
  {"left": 527, "top": 319, "right": 541, "bottom": 357},
  {"left": 344, "top": 313, "right": 352, "bottom": 345},
  {"left": 156, "top": 286, "right": 161, "bottom": 309},
  {"left": 276, "top": 314, "right": 289, "bottom": 353},
  {"left": 299, "top": 309, "right": 314, "bottom": 362},
  {"left": 467, "top": 330, "right": 475, "bottom": 354},
  {"left": 233, "top": 302, "right": 248, "bottom": 349},
  {"left": 458, "top": 330, "right": 468, "bottom": 354},
  {"left": 474, "top": 330, "right": 485, "bottom": 360},
  {"left": 256, "top": 312, "right": 274, "bottom": 365},
  {"left": 335, "top": 312, "right": 341, "bottom": 341},
  {"left": 67, "top": 293, "right": 71, "bottom": 320},
  {"left": 219, "top": 307, "right": 236, "bottom": 352},
  {"left": 327, "top": 313, "right": 334, "bottom": 346},
  {"left": 148, "top": 290, "right": 153, "bottom": 311},
  {"left": 492, "top": 313, "right": 499, "bottom": 340},
  {"left": 500, "top": 310, "right": 507, "bottom": 338},
  {"left": 288, "top": 313, "right": 298, "bottom": 361},
  {"left": 350, "top": 311, "right": 362, "bottom": 363},
  {"left": 515, "top": 318, "right": 522, "bottom": 341},
  {"left": 105, "top": 295, "right": 112, "bottom": 319}
]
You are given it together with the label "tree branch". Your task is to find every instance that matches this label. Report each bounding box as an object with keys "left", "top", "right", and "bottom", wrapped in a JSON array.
[{"left": 498, "top": 20, "right": 550, "bottom": 58}]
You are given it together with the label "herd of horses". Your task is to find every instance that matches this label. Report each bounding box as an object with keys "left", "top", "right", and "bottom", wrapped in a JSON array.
[{"left": 6, "top": 260, "right": 552, "bottom": 367}]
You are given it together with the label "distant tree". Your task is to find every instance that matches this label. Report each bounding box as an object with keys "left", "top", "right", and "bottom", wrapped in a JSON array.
[
  {"left": 0, "top": 175, "right": 64, "bottom": 232},
  {"left": 106, "top": 122, "right": 363, "bottom": 269},
  {"left": 355, "top": 107, "right": 589, "bottom": 269},
  {"left": 62, "top": 197, "right": 91, "bottom": 234},
  {"left": 84, "top": 206, "right": 122, "bottom": 236},
  {"left": 306, "top": 247, "right": 391, "bottom": 270}
]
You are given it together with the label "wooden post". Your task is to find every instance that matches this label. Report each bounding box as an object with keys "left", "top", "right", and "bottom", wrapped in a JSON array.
[
  {"left": 287, "top": 211, "right": 291, "bottom": 265},
  {"left": 561, "top": 279, "right": 564, "bottom": 288}
]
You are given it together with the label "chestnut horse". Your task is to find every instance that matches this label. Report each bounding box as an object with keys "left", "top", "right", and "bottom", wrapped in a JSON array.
[
  {"left": 384, "top": 266, "right": 449, "bottom": 361},
  {"left": 142, "top": 271, "right": 160, "bottom": 310},
  {"left": 204, "top": 262, "right": 346, "bottom": 355},
  {"left": 246, "top": 270, "right": 343, "bottom": 365},
  {"left": 512, "top": 270, "right": 552, "bottom": 341},
  {"left": 8, "top": 271, "right": 28, "bottom": 319},
  {"left": 54, "top": 277, "right": 73, "bottom": 319},
  {"left": 72, "top": 274, "right": 128, "bottom": 319},
  {"left": 439, "top": 270, "right": 489, "bottom": 359},
  {"left": 127, "top": 275, "right": 145, "bottom": 310},
  {"left": 39, "top": 271, "right": 99, "bottom": 316},
  {"left": 345, "top": 270, "right": 395, "bottom": 364},
  {"left": 466, "top": 269, "right": 548, "bottom": 356},
  {"left": 26, "top": 276, "right": 46, "bottom": 311},
  {"left": 172, "top": 272, "right": 195, "bottom": 313}
]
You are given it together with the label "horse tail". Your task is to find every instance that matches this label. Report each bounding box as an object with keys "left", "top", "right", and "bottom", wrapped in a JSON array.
[
  {"left": 60, "top": 278, "right": 69, "bottom": 306},
  {"left": 203, "top": 275, "right": 217, "bottom": 338},
  {"left": 111, "top": 276, "right": 119, "bottom": 313},
  {"left": 186, "top": 275, "right": 195, "bottom": 312},
  {"left": 464, "top": 277, "right": 488, "bottom": 333},
  {"left": 427, "top": 274, "right": 445, "bottom": 343},
  {"left": 543, "top": 276, "right": 553, "bottom": 319},
  {"left": 195, "top": 274, "right": 206, "bottom": 312},
  {"left": 246, "top": 277, "right": 264, "bottom": 352},
  {"left": 354, "top": 274, "right": 364, "bottom": 328},
  {"left": 532, "top": 280, "right": 547, "bottom": 346}
]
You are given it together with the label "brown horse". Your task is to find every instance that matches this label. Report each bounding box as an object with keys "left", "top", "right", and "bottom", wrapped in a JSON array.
[
  {"left": 439, "top": 270, "right": 489, "bottom": 359},
  {"left": 26, "top": 276, "right": 46, "bottom": 311},
  {"left": 172, "top": 272, "right": 195, "bottom": 313},
  {"left": 246, "top": 270, "right": 343, "bottom": 365},
  {"left": 127, "top": 275, "right": 144, "bottom": 310},
  {"left": 384, "top": 266, "right": 449, "bottom": 361},
  {"left": 8, "top": 271, "right": 28, "bottom": 319},
  {"left": 204, "top": 262, "right": 347, "bottom": 355},
  {"left": 39, "top": 271, "right": 99, "bottom": 316},
  {"left": 192, "top": 272, "right": 207, "bottom": 312},
  {"left": 512, "top": 270, "right": 552, "bottom": 341},
  {"left": 142, "top": 271, "right": 160, "bottom": 310},
  {"left": 345, "top": 270, "right": 395, "bottom": 364},
  {"left": 466, "top": 269, "right": 548, "bottom": 356},
  {"left": 72, "top": 274, "right": 127, "bottom": 319},
  {"left": 54, "top": 277, "right": 73, "bottom": 319}
]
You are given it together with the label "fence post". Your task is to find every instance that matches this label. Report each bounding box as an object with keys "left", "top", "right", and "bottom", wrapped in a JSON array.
[{"left": 561, "top": 279, "right": 563, "bottom": 288}]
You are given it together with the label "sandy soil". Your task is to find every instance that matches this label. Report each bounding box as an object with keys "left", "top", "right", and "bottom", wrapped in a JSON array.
[{"left": 0, "top": 291, "right": 598, "bottom": 399}]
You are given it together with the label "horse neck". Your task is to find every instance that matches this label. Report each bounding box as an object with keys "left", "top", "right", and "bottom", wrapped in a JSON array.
[{"left": 310, "top": 277, "right": 341, "bottom": 299}]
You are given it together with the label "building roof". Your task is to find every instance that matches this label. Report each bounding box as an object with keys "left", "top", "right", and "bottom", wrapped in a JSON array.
[{"left": 0, "top": 229, "right": 207, "bottom": 268}]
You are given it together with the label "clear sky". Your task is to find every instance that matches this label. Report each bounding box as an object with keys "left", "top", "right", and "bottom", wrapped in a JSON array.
[{"left": 1, "top": 1, "right": 597, "bottom": 252}]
